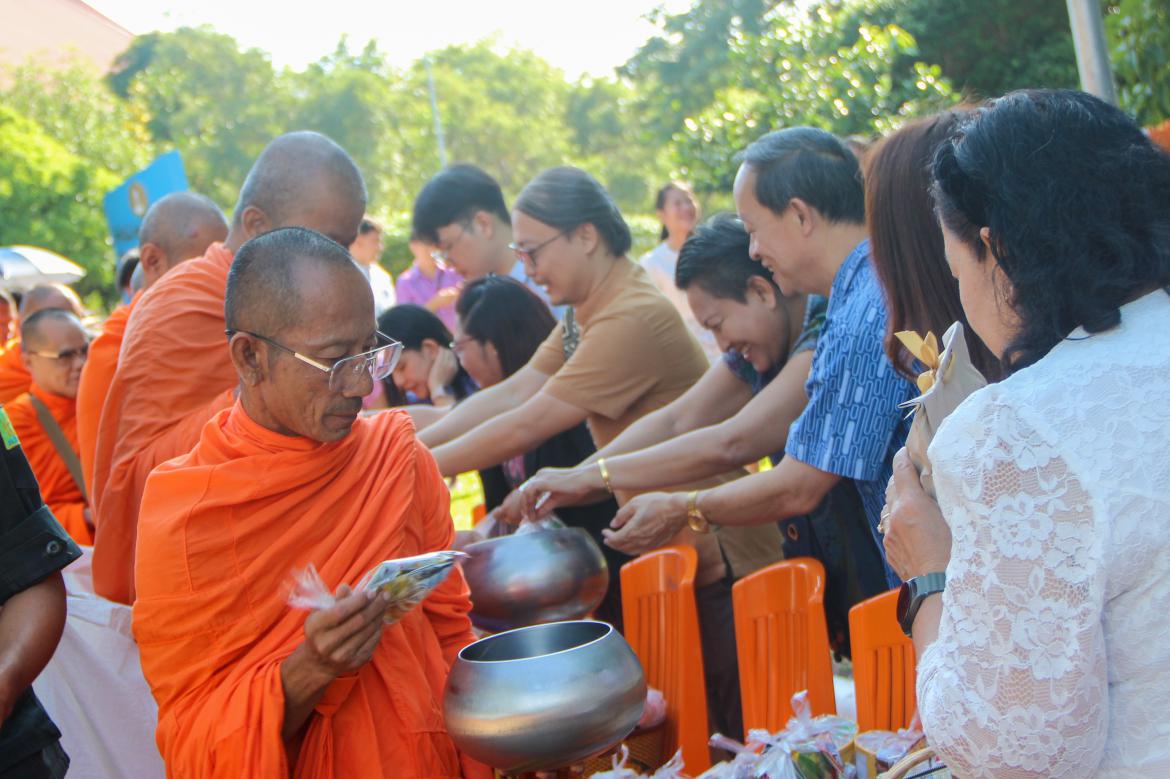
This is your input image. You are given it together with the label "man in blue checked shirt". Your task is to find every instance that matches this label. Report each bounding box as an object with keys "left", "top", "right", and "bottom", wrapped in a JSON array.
[{"left": 604, "top": 127, "right": 915, "bottom": 589}]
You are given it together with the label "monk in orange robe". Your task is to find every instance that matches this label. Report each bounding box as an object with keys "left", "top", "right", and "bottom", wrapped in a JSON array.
[
  {"left": 76, "top": 191, "right": 228, "bottom": 493},
  {"left": 3, "top": 309, "right": 93, "bottom": 543},
  {"left": 0, "top": 287, "right": 14, "bottom": 342},
  {"left": 0, "top": 284, "right": 85, "bottom": 405},
  {"left": 133, "top": 227, "right": 489, "bottom": 778},
  {"left": 92, "top": 131, "right": 368, "bottom": 604}
]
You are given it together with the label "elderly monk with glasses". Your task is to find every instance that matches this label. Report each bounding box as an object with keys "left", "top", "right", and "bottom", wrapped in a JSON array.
[
  {"left": 1, "top": 309, "right": 92, "bottom": 545},
  {"left": 132, "top": 227, "right": 489, "bottom": 779}
]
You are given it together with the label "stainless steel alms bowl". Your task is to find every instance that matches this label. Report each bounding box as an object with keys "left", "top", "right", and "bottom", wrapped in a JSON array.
[
  {"left": 443, "top": 620, "right": 647, "bottom": 773},
  {"left": 461, "top": 526, "right": 609, "bottom": 632}
]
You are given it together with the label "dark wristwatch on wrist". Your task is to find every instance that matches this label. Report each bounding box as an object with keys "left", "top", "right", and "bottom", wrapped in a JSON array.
[{"left": 896, "top": 571, "right": 946, "bottom": 637}]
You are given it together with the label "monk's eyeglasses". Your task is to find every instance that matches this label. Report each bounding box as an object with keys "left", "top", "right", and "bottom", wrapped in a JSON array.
[
  {"left": 28, "top": 343, "right": 89, "bottom": 363},
  {"left": 227, "top": 330, "right": 402, "bottom": 391}
]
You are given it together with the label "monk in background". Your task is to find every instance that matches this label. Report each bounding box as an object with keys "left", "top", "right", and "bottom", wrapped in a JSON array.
[
  {"left": 0, "top": 285, "right": 85, "bottom": 405},
  {"left": 0, "top": 288, "right": 14, "bottom": 342},
  {"left": 92, "top": 131, "right": 367, "bottom": 604},
  {"left": 76, "top": 192, "right": 228, "bottom": 494},
  {"left": 133, "top": 227, "right": 487, "bottom": 778},
  {"left": 3, "top": 309, "right": 92, "bottom": 544}
]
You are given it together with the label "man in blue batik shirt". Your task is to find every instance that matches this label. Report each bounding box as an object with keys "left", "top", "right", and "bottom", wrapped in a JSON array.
[{"left": 606, "top": 127, "right": 914, "bottom": 588}]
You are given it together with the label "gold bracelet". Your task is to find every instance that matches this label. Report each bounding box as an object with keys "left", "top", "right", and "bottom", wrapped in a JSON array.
[
  {"left": 597, "top": 457, "right": 613, "bottom": 493},
  {"left": 686, "top": 490, "right": 712, "bottom": 533}
]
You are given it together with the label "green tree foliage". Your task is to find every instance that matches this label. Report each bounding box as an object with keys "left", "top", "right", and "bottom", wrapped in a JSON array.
[
  {"left": 107, "top": 27, "right": 294, "bottom": 209},
  {"left": 1104, "top": 0, "right": 1170, "bottom": 126},
  {"left": 0, "top": 105, "right": 121, "bottom": 301}
]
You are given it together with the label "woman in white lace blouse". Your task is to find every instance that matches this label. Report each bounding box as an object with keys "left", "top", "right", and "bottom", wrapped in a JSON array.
[{"left": 882, "top": 89, "right": 1170, "bottom": 777}]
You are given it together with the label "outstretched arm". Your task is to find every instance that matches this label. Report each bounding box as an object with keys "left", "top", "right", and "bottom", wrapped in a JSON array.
[{"left": 418, "top": 365, "right": 549, "bottom": 448}]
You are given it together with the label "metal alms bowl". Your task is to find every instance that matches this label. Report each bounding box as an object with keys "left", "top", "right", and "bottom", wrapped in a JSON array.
[
  {"left": 462, "top": 526, "right": 609, "bottom": 632},
  {"left": 443, "top": 620, "right": 647, "bottom": 773}
]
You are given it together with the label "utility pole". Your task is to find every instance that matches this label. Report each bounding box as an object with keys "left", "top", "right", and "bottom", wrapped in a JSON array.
[
  {"left": 1065, "top": 0, "right": 1118, "bottom": 105},
  {"left": 425, "top": 56, "right": 449, "bottom": 168}
]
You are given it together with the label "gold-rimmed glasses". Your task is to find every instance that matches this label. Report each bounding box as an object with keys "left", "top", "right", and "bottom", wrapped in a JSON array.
[{"left": 227, "top": 330, "right": 403, "bottom": 391}]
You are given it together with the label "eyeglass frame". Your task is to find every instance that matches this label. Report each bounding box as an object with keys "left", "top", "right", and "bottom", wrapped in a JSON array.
[
  {"left": 508, "top": 228, "right": 572, "bottom": 267},
  {"left": 26, "top": 343, "right": 89, "bottom": 362},
  {"left": 430, "top": 221, "right": 472, "bottom": 263},
  {"left": 224, "top": 328, "right": 403, "bottom": 390}
]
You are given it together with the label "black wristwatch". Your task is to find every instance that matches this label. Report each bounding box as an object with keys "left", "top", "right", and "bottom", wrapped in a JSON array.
[{"left": 897, "top": 572, "right": 946, "bottom": 637}]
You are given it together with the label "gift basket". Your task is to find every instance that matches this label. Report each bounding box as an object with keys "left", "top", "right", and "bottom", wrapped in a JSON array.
[
  {"left": 854, "top": 716, "right": 947, "bottom": 779},
  {"left": 287, "top": 550, "right": 467, "bottom": 624}
]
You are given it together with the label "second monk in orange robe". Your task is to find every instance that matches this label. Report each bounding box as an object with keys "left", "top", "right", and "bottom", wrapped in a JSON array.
[
  {"left": 76, "top": 191, "right": 228, "bottom": 496},
  {"left": 92, "top": 132, "right": 368, "bottom": 603},
  {"left": 133, "top": 227, "right": 488, "bottom": 778}
]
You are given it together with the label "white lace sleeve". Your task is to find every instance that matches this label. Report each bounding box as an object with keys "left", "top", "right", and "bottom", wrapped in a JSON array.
[{"left": 917, "top": 397, "right": 1110, "bottom": 778}]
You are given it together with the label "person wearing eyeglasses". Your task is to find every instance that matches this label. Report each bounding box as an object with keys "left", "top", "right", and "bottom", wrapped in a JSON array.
[
  {"left": 420, "top": 166, "right": 784, "bottom": 742},
  {"left": 1, "top": 309, "right": 92, "bottom": 545},
  {"left": 411, "top": 163, "right": 564, "bottom": 318},
  {"left": 0, "top": 284, "right": 86, "bottom": 406},
  {"left": 132, "top": 226, "right": 489, "bottom": 779}
]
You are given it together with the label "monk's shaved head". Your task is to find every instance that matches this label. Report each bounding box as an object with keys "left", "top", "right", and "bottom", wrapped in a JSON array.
[
  {"left": 20, "top": 308, "right": 86, "bottom": 351},
  {"left": 19, "top": 284, "right": 84, "bottom": 318},
  {"left": 232, "top": 132, "right": 368, "bottom": 249},
  {"left": 226, "top": 226, "right": 367, "bottom": 338},
  {"left": 139, "top": 192, "right": 228, "bottom": 266}
]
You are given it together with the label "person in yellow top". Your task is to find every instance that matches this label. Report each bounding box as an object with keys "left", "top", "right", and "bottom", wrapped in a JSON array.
[{"left": 2, "top": 309, "right": 91, "bottom": 544}]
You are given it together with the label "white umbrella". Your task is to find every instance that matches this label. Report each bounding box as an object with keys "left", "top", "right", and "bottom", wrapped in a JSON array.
[{"left": 0, "top": 245, "right": 87, "bottom": 289}]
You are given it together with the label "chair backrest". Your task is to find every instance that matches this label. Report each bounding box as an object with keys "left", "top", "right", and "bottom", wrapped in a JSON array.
[
  {"left": 849, "top": 588, "right": 918, "bottom": 732},
  {"left": 621, "top": 546, "right": 710, "bottom": 774},
  {"left": 732, "top": 557, "right": 835, "bottom": 732}
]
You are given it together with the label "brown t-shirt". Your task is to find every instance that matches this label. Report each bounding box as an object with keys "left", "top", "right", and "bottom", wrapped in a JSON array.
[{"left": 530, "top": 259, "right": 782, "bottom": 583}]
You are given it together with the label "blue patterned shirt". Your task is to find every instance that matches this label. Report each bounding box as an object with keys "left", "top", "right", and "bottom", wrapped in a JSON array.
[{"left": 784, "top": 240, "right": 915, "bottom": 586}]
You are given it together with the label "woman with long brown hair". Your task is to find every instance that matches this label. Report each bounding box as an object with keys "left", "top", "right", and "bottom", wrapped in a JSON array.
[{"left": 865, "top": 111, "right": 1001, "bottom": 381}]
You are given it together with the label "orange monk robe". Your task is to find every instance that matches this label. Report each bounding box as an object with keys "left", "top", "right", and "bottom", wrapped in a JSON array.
[
  {"left": 76, "top": 293, "right": 141, "bottom": 499},
  {"left": 133, "top": 404, "right": 490, "bottom": 779},
  {"left": 91, "top": 243, "right": 237, "bottom": 604},
  {"left": 0, "top": 338, "right": 31, "bottom": 404},
  {"left": 4, "top": 384, "right": 91, "bottom": 544}
]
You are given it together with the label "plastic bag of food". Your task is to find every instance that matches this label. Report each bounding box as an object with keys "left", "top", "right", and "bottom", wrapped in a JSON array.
[
  {"left": 515, "top": 513, "right": 567, "bottom": 535},
  {"left": 637, "top": 688, "right": 668, "bottom": 730},
  {"left": 698, "top": 735, "right": 762, "bottom": 778},
  {"left": 854, "top": 714, "right": 925, "bottom": 779},
  {"left": 751, "top": 691, "right": 858, "bottom": 779},
  {"left": 288, "top": 550, "right": 467, "bottom": 625},
  {"left": 591, "top": 747, "right": 687, "bottom": 779}
]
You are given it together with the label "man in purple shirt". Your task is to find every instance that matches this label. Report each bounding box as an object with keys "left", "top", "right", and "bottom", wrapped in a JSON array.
[{"left": 395, "top": 234, "right": 463, "bottom": 332}]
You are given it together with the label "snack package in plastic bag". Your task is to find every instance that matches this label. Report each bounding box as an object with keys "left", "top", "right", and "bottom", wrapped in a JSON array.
[
  {"left": 698, "top": 735, "right": 762, "bottom": 778},
  {"left": 591, "top": 747, "right": 687, "bottom": 779},
  {"left": 751, "top": 691, "right": 858, "bottom": 779},
  {"left": 637, "top": 688, "right": 668, "bottom": 730},
  {"left": 288, "top": 550, "right": 467, "bottom": 625},
  {"left": 853, "top": 714, "right": 926, "bottom": 779},
  {"left": 514, "top": 513, "right": 567, "bottom": 535}
]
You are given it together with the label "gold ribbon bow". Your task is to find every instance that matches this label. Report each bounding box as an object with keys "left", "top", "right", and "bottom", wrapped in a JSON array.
[{"left": 895, "top": 330, "right": 940, "bottom": 393}]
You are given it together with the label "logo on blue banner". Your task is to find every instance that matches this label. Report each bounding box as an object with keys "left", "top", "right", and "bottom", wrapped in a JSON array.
[{"left": 103, "top": 151, "right": 189, "bottom": 259}]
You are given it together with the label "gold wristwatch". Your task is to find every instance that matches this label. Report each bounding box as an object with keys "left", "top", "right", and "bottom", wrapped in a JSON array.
[{"left": 686, "top": 490, "right": 712, "bottom": 533}]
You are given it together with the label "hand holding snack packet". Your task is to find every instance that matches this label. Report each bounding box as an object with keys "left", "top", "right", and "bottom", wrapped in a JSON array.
[{"left": 288, "top": 551, "right": 467, "bottom": 625}]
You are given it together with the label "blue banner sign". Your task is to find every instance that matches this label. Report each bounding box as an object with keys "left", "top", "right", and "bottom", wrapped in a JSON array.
[{"left": 103, "top": 150, "right": 189, "bottom": 259}]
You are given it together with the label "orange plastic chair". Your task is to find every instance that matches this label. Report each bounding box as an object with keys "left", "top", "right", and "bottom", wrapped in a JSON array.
[
  {"left": 620, "top": 545, "right": 711, "bottom": 774},
  {"left": 732, "top": 558, "right": 835, "bottom": 733},
  {"left": 849, "top": 589, "right": 918, "bottom": 732}
]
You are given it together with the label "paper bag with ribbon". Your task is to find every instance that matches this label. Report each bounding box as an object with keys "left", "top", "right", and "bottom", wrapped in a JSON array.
[{"left": 895, "top": 321, "right": 987, "bottom": 498}]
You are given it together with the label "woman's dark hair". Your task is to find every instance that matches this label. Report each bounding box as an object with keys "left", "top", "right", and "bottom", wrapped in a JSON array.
[
  {"left": 654, "top": 181, "right": 697, "bottom": 242},
  {"left": 932, "top": 89, "right": 1170, "bottom": 373},
  {"left": 866, "top": 110, "right": 1001, "bottom": 381},
  {"left": 514, "top": 166, "right": 633, "bottom": 256},
  {"left": 738, "top": 127, "right": 864, "bottom": 224},
  {"left": 455, "top": 275, "right": 556, "bottom": 378},
  {"left": 675, "top": 214, "right": 780, "bottom": 302},
  {"left": 376, "top": 303, "right": 472, "bottom": 403}
]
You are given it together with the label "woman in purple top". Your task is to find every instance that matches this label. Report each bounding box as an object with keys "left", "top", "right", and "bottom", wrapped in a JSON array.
[{"left": 394, "top": 234, "right": 464, "bottom": 332}]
